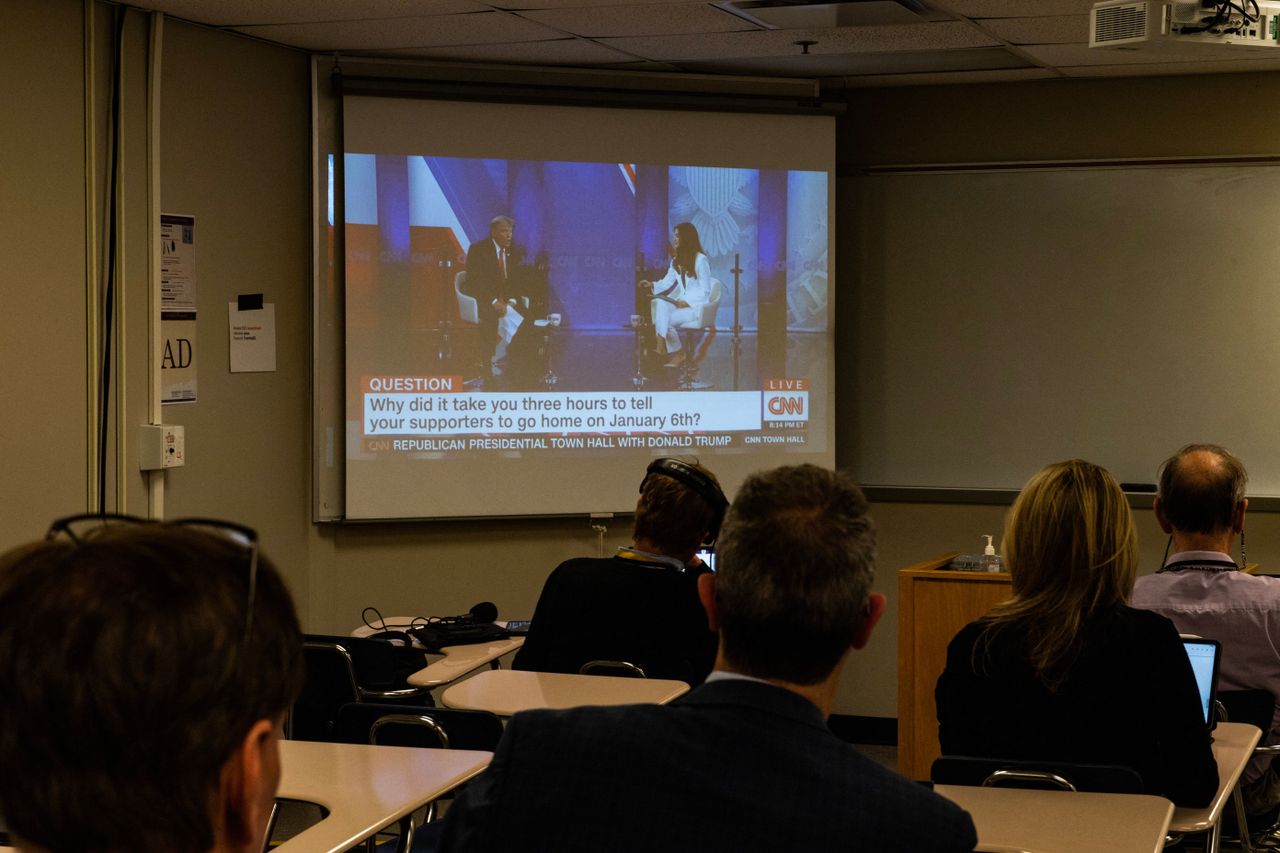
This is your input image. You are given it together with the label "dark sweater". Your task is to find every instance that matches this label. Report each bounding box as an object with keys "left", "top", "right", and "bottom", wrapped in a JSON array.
[{"left": 936, "top": 605, "right": 1218, "bottom": 808}]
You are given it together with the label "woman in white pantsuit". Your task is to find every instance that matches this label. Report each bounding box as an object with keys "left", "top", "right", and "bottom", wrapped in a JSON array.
[{"left": 641, "top": 222, "right": 711, "bottom": 368}]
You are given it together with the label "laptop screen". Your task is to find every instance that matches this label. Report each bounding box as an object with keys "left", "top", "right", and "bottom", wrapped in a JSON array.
[{"left": 1182, "top": 638, "right": 1221, "bottom": 727}]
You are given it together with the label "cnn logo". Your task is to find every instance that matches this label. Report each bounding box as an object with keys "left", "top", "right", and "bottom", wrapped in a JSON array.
[{"left": 763, "top": 391, "right": 808, "bottom": 420}]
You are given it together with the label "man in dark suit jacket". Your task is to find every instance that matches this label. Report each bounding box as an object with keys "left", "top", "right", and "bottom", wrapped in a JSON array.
[
  {"left": 439, "top": 465, "right": 978, "bottom": 853},
  {"left": 464, "top": 215, "right": 527, "bottom": 377}
]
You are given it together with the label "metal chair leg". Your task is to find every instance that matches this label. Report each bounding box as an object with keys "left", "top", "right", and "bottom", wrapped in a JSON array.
[
  {"left": 1233, "top": 782, "right": 1255, "bottom": 852},
  {"left": 394, "top": 814, "right": 416, "bottom": 853}
]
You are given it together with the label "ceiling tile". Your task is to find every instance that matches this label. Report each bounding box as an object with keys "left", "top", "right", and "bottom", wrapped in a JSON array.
[
  {"left": 604, "top": 60, "right": 692, "bottom": 72},
  {"left": 934, "top": 0, "right": 1094, "bottom": 16},
  {"left": 732, "top": 1, "right": 944, "bottom": 28},
  {"left": 494, "top": 0, "right": 709, "bottom": 7},
  {"left": 139, "top": 0, "right": 486, "bottom": 27},
  {"left": 117, "top": 0, "right": 1280, "bottom": 85},
  {"left": 1022, "top": 41, "right": 1280, "bottom": 66},
  {"left": 363, "top": 37, "right": 642, "bottom": 63},
  {"left": 683, "top": 45, "right": 1030, "bottom": 76},
  {"left": 232, "top": 11, "right": 565, "bottom": 51},
  {"left": 518, "top": 3, "right": 754, "bottom": 37},
  {"left": 601, "top": 21, "right": 999, "bottom": 61},
  {"left": 977, "top": 14, "right": 1087, "bottom": 44}
]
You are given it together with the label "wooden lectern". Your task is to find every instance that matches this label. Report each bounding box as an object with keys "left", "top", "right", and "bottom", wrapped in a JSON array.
[{"left": 897, "top": 554, "right": 1011, "bottom": 781}]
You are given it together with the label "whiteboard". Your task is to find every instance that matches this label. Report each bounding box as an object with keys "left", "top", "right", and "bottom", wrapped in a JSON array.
[{"left": 853, "top": 164, "right": 1280, "bottom": 494}]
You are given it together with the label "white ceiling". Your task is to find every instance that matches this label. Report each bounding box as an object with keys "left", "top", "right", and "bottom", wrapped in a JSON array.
[{"left": 129, "top": 0, "right": 1280, "bottom": 87}]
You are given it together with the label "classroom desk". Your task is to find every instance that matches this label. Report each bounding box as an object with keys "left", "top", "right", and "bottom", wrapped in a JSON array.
[
  {"left": 1168, "top": 721, "right": 1261, "bottom": 853},
  {"left": 272, "top": 740, "right": 490, "bottom": 853},
  {"left": 935, "top": 784, "right": 1174, "bottom": 853},
  {"left": 406, "top": 637, "right": 525, "bottom": 688},
  {"left": 350, "top": 617, "right": 525, "bottom": 687},
  {"left": 440, "top": 669, "right": 689, "bottom": 716}
]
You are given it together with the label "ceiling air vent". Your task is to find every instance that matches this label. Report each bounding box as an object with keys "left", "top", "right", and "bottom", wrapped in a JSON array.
[{"left": 1090, "top": 1, "right": 1157, "bottom": 47}]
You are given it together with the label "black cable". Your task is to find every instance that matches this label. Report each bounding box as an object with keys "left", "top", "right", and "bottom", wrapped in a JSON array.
[
  {"left": 361, "top": 606, "right": 431, "bottom": 631},
  {"left": 97, "top": 5, "right": 125, "bottom": 513}
]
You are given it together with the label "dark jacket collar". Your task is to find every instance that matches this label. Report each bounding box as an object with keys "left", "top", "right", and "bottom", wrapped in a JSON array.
[{"left": 676, "top": 677, "right": 830, "bottom": 733}]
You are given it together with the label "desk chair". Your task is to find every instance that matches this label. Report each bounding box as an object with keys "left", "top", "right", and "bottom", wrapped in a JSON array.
[
  {"left": 1216, "top": 689, "right": 1280, "bottom": 852},
  {"left": 333, "top": 702, "right": 504, "bottom": 752},
  {"left": 291, "top": 639, "right": 434, "bottom": 742},
  {"left": 933, "top": 756, "right": 1212, "bottom": 850},
  {"left": 931, "top": 755, "right": 1144, "bottom": 794},
  {"left": 674, "top": 279, "right": 722, "bottom": 390},
  {"left": 580, "top": 660, "right": 647, "bottom": 678},
  {"left": 335, "top": 702, "right": 503, "bottom": 849}
]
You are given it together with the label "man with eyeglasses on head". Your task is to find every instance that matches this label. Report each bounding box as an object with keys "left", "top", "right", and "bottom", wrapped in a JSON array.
[{"left": 0, "top": 515, "right": 304, "bottom": 853}]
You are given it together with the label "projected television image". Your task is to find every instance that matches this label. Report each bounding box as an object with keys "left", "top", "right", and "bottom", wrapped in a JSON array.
[{"left": 342, "top": 153, "right": 829, "bottom": 466}]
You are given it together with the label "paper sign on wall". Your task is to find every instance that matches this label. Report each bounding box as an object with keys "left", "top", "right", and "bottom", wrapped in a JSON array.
[
  {"left": 228, "top": 303, "right": 276, "bottom": 373},
  {"left": 161, "top": 319, "right": 197, "bottom": 402},
  {"left": 161, "top": 213, "right": 198, "bottom": 402}
]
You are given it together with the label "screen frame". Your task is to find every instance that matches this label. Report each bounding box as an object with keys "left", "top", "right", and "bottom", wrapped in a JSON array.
[{"left": 312, "top": 57, "right": 841, "bottom": 523}]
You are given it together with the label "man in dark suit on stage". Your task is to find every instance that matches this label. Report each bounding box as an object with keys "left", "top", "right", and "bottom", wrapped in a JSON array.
[
  {"left": 463, "top": 215, "right": 526, "bottom": 378},
  {"left": 439, "top": 465, "right": 977, "bottom": 853}
]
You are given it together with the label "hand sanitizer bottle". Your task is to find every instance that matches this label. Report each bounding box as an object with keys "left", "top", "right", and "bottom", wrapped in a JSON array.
[{"left": 980, "top": 535, "right": 1001, "bottom": 573}]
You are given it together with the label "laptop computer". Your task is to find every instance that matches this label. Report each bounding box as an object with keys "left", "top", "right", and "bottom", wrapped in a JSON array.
[{"left": 1181, "top": 638, "right": 1222, "bottom": 729}]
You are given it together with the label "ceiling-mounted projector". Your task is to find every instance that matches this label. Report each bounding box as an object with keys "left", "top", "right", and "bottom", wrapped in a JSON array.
[{"left": 1090, "top": 0, "right": 1280, "bottom": 50}]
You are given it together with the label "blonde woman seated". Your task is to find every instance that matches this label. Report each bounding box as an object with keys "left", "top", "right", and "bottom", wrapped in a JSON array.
[{"left": 935, "top": 459, "right": 1218, "bottom": 808}]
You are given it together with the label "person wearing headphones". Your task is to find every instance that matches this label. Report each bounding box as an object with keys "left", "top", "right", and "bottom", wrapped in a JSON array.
[{"left": 511, "top": 457, "right": 725, "bottom": 684}]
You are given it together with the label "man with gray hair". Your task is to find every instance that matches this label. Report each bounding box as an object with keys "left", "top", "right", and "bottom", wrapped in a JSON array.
[
  {"left": 439, "top": 464, "right": 977, "bottom": 852},
  {"left": 1132, "top": 443, "right": 1280, "bottom": 825}
]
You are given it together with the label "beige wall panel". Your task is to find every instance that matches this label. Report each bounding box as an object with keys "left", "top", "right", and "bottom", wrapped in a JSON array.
[
  {"left": 305, "top": 516, "right": 632, "bottom": 636},
  {"left": 0, "top": 0, "right": 88, "bottom": 544},
  {"left": 155, "top": 19, "right": 313, "bottom": 614},
  {"left": 844, "top": 71, "right": 1280, "bottom": 167}
]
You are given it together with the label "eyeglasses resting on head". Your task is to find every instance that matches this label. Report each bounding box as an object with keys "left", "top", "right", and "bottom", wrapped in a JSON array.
[{"left": 46, "top": 512, "right": 260, "bottom": 644}]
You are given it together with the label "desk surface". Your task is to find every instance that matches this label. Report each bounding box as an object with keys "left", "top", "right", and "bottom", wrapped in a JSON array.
[
  {"left": 273, "top": 740, "right": 490, "bottom": 853},
  {"left": 407, "top": 637, "right": 525, "bottom": 688},
  {"left": 350, "top": 617, "right": 525, "bottom": 687},
  {"left": 440, "top": 669, "right": 690, "bottom": 716},
  {"left": 936, "top": 784, "right": 1174, "bottom": 853},
  {"left": 1169, "top": 720, "right": 1261, "bottom": 834}
]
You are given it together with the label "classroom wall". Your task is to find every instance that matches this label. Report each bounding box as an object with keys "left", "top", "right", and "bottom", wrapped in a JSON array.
[
  {"left": 836, "top": 71, "right": 1280, "bottom": 716},
  {"left": 0, "top": 0, "right": 90, "bottom": 546},
  {"left": 9, "top": 0, "right": 1280, "bottom": 722}
]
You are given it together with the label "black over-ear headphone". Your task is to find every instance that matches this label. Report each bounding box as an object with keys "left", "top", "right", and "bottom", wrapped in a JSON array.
[{"left": 640, "top": 458, "right": 730, "bottom": 547}]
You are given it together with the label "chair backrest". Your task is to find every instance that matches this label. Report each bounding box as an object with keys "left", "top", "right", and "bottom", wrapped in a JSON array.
[
  {"left": 371, "top": 713, "right": 451, "bottom": 749},
  {"left": 334, "top": 702, "right": 504, "bottom": 752},
  {"left": 455, "top": 270, "right": 478, "bottom": 324},
  {"left": 931, "top": 755, "right": 1144, "bottom": 795},
  {"left": 292, "top": 641, "right": 363, "bottom": 741},
  {"left": 1217, "top": 688, "right": 1275, "bottom": 734},
  {"left": 303, "top": 633, "right": 420, "bottom": 690},
  {"left": 696, "top": 279, "right": 722, "bottom": 327},
  {"left": 579, "top": 660, "right": 647, "bottom": 678}
]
